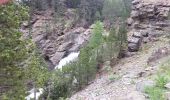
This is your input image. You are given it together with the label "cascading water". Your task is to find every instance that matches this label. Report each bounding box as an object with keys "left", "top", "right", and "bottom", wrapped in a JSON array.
[
  {"left": 55, "top": 52, "right": 80, "bottom": 69},
  {"left": 25, "top": 52, "right": 79, "bottom": 100}
]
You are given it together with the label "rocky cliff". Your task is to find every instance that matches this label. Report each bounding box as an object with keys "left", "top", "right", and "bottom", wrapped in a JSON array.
[
  {"left": 127, "top": 0, "right": 170, "bottom": 52},
  {"left": 22, "top": 9, "right": 93, "bottom": 70}
]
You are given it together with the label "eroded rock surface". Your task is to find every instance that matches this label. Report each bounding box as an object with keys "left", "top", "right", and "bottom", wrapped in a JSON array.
[
  {"left": 127, "top": 0, "right": 170, "bottom": 52},
  {"left": 22, "top": 10, "right": 92, "bottom": 70}
]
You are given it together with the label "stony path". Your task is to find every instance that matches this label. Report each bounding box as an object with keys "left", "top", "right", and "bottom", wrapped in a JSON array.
[{"left": 70, "top": 38, "right": 170, "bottom": 100}]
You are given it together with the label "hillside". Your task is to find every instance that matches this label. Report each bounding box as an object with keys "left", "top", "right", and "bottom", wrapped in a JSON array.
[
  {"left": 1, "top": 0, "right": 170, "bottom": 100},
  {"left": 70, "top": 0, "right": 170, "bottom": 99}
]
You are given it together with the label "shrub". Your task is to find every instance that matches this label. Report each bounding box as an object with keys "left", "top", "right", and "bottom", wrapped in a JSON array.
[
  {"left": 155, "top": 75, "right": 168, "bottom": 88},
  {"left": 145, "top": 86, "right": 165, "bottom": 100}
]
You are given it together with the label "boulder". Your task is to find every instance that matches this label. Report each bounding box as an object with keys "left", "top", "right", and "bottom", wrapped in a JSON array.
[
  {"left": 127, "top": 18, "right": 134, "bottom": 26},
  {"left": 57, "top": 42, "right": 74, "bottom": 52},
  {"left": 131, "top": 10, "right": 140, "bottom": 18},
  {"left": 165, "top": 82, "right": 170, "bottom": 89},
  {"left": 33, "top": 34, "right": 45, "bottom": 43},
  {"left": 140, "top": 30, "right": 149, "bottom": 37},
  {"left": 133, "top": 32, "right": 142, "bottom": 38},
  {"left": 136, "top": 80, "right": 155, "bottom": 93},
  {"left": 132, "top": 0, "right": 140, "bottom": 5},
  {"left": 143, "top": 37, "right": 149, "bottom": 43},
  {"left": 164, "top": 92, "right": 170, "bottom": 100},
  {"left": 128, "top": 37, "right": 142, "bottom": 44},
  {"left": 50, "top": 52, "right": 66, "bottom": 66},
  {"left": 128, "top": 43, "right": 140, "bottom": 52}
]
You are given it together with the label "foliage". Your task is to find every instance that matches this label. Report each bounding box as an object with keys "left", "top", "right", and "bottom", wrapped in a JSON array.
[
  {"left": 102, "top": 0, "right": 132, "bottom": 28},
  {"left": 89, "top": 21, "right": 104, "bottom": 49},
  {"left": 145, "top": 86, "right": 165, "bottom": 100},
  {"left": 78, "top": 0, "right": 104, "bottom": 25},
  {"left": 155, "top": 74, "right": 168, "bottom": 88},
  {"left": 0, "top": 2, "right": 49, "bottom": 99},
  {"left": 145, "top": 59, "right": 170, "bottom": 100},
  {"left": 0, "top": 2, "right": 28, "bottom": 99},
  {"left": 64, "top": 0, "right": 80, "bottom": 8},
  {"left": 48, "top": 21, "right": 104, "bottom": 99}
]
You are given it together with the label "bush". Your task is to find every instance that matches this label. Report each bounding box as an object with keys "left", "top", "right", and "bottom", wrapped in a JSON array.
[
  {"left": 145, "top": 86, "right": 165, "bottom": 100},
  {"left": 155, "top": 75, "right": 168, "bottom": 88}
]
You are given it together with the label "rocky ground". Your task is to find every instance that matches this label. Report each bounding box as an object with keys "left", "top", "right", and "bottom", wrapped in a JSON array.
[
  {"left": 70, "top": 0, "right": 170, "bottom": 99},
  {"left": 70, "top": 33, "right": 170, "bottom": 100}
]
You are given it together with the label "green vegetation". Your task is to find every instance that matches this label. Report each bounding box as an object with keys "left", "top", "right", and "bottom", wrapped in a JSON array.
[
  {"left": 102, "top": 0, "right": 131, "bottom": 29},
  {"left": 155, "top": 75, "right": 168, "bottom": 88},
  {"left": 0, "top": 2, "right": 49, "bottom": 99},
  {"left": 145, "top": 86, "right": 165, "bottom": 100},
  {"left": 1, "top": 0, "right": 130, "bottom": 99},
  {"left": 145, "top": 59, "right": 170, "bottom": 100},
  {"left": 46, "top": 19, "right": 128, "bottom": 99},
  {"left": 46, "top": 21, "right": 103, "bottom": 99}
]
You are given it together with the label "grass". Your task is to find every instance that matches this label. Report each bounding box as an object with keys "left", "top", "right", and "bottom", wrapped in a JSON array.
[
  {"left": 145, "top": 59, "right": 170, "bottom": 100},
  {"left": 155, "top": 74, "right": 168, "bottom": 88},
  {"left": 145, "top": 86, "right": 165, "bottom": 100},
  {"left": 145, "top": 74, "right": 168, "bottom": 100}
]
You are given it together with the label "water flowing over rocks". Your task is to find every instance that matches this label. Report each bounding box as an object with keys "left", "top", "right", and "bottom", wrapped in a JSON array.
[
  {"left": 127, "top": 0, "right": 170, "bottom": 53},
  {"left": 21, "top": 10, "right": 92, "bottom": 70}
]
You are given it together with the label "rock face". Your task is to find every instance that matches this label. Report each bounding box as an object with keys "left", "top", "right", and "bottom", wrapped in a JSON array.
[
  {"left": 147, "top": 46, "right": 170, "bottom": 65},
  {"left": 127, "top": 0, "right": 170, "bottom": 52},
  {"left": 136, "top": 80, "right": 155, "bottom": 93},
  {"left": 22, "top": 10, "right": 92, "bottom": 70}
]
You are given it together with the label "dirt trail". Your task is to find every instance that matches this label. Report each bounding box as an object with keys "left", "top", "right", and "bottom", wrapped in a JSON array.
[{"left": 70, "top": 36, "right": 170, "bottom": 100}]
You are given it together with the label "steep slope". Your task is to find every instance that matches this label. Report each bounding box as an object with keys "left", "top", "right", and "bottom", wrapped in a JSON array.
[
  {"left": 70, "top": 36, "right": 170, "bottom": 100},
  {"left": 70, "top": 0, "right": 170, "bottom": 99}
]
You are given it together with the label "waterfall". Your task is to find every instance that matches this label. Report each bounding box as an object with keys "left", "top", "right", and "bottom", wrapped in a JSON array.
[
  {"left": 55, "top": 52, "right": 80, "bottom": 69},
  {"left": 25, "top": 52, "right": 79, "bottom": 100}
]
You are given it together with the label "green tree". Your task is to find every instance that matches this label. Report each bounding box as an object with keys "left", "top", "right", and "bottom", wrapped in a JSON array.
[
  {"left": 0, "top": 2, "right": 49, "bottom": 99},
  {"left": 102, "top": 0, "right": 131, "bottom": 28},
  {"left": 89, "top": 21, "right": 104, "bottom": 49}
]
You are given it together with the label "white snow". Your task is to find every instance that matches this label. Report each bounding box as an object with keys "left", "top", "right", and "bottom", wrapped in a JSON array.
[{"left": 55, "top": 52, "right": 79, "bottom": 69}]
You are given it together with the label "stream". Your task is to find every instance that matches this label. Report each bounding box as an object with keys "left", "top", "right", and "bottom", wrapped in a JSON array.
[{"left": 25, "top": 52, "right": 80, "bottom": 100}]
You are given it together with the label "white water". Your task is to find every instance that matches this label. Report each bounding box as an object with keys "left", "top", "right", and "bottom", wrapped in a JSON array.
[
  {"left": 25, "top": 88, "right": 43, "bottom": 100},
  {"left": 55, "top": 52, "right": 80, "bottom": 69},
  {"left": 25, "top": 52, "right": 79, "bottom": 100}
]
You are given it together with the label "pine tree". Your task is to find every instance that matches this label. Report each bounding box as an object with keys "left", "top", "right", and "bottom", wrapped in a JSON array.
[
  {"left": 0, "top": 2, "right": 49, "bottom": 99},
  {"left": 89, "top": 21, "right": 103, "bottom": 49}
]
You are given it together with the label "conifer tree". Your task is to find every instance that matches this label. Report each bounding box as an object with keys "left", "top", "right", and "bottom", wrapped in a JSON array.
[{"left": 0, "top": 2, "right": 49, "bottom": 99}]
